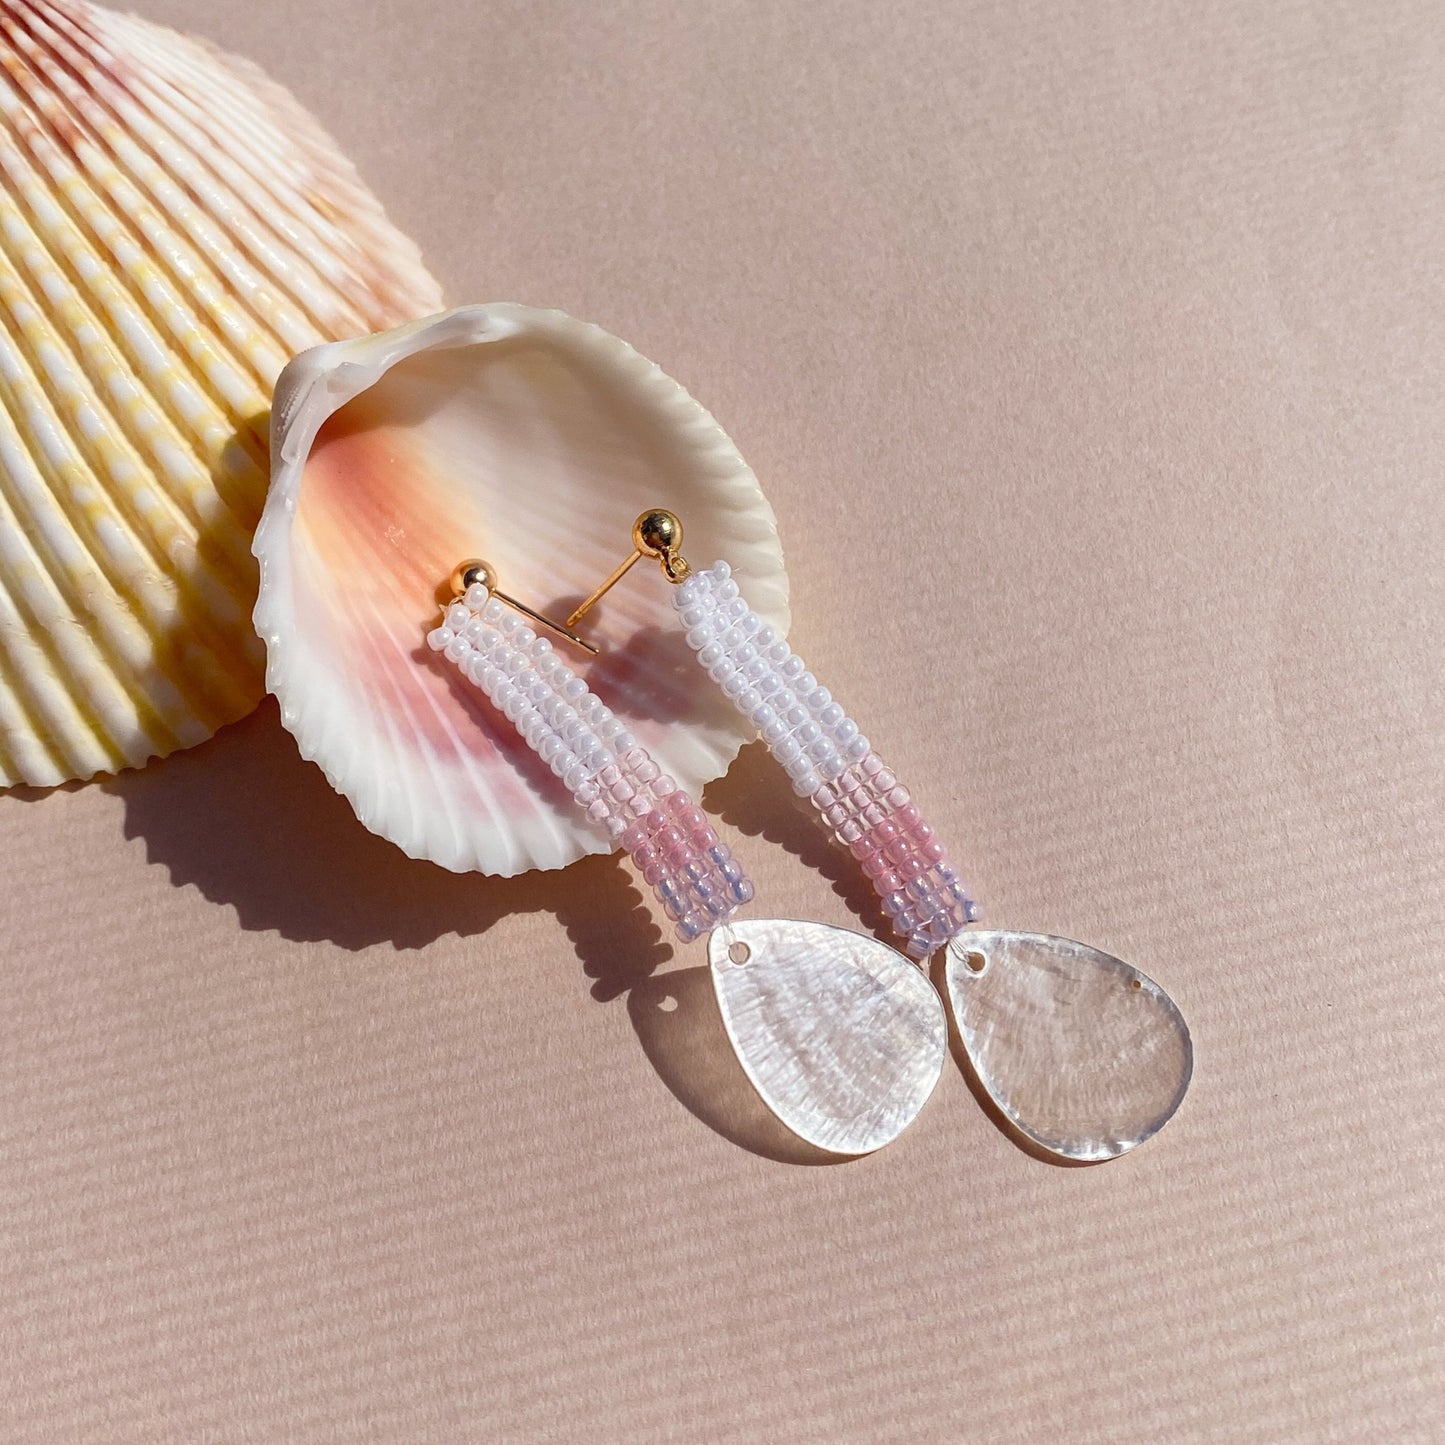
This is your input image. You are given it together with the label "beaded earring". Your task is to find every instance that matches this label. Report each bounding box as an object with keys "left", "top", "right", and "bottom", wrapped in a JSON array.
[
  {"left": 563, "top": 511, "right": 1195, "bottom": 1164},
  {"left": 426, "top": 537, "right": 949, "bottom": 1158}
]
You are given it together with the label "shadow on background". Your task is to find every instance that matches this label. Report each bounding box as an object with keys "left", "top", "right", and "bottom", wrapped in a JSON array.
[{"left": 96, "top": 703, "right": 856, "bottom": 1162}]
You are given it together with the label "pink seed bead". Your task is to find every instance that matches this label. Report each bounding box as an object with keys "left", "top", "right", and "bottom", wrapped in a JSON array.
[
  {"left": 885, "top": 838, "right": 911, "bottom": 865},
  {"left": 599, "top": 764, "right": 622, "bottom": 787},
  {"left": 620, "top": 822, "right": 647, "bottom": 851},
  {"left": 863, "top": 804, "right": 887, "bottom": 828},
  {"left": 922, "top": 839, "right": 947, "bottom": 863},
  {"left": 839, "top": 819, "right": 863, "bottom": 844},
  {"left": 652, "top": 775, "right": 676, "bottom": 798},
  {"left": 676, "top": 805, "right": 707, "bottom": 832},
  {"left": 887, "top": 786, "right": 910, "bottom": 809},
  {"left": 825, "top": 804, "right": 849, "bottom": 829},
  {"left": 849, "top": 836, "right": 875, "bottom": 861},
  {"left": 656, "top": 826, "right": 683, "bottom": 851},
  {"left": 859, "top": 853, "right": 888, "bottom": 879},
  {"left": 693, "top": 826, "right": 718, "bottom": 851},
  {"left": 610, "top": 780, "right": 636, "bottom": 802},
  {"left": 872, "top": 820, "right": 899, "bottom": 846},
  {"left": 895, "top": 803, "right": 921, "bottom": 829},
  {"left": 873, "top": 769, "right": 897, "bottom": 793},
  {"left": 860, "top": 752, "right": 884, "bottom": 777},
  {"left": 586, "top": 800, "right": 610, "bottom": 825},
  {"left": 878, "top": 870, "right": 903, "bottom": 894},
  {"left": 634, "top": 843, "right": 658, "bottom": 869}
]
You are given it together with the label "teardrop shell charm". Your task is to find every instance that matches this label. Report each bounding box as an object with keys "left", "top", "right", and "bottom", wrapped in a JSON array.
[
  {"left": 708, "top": 918, "right": 947, "bottom": 1155},
  {"left": 944, "top": 931, "right": 1192, "bottom": 1161}
]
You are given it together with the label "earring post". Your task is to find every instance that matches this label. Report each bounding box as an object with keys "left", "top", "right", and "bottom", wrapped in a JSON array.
[
  {"left": 564, "top": 549, "right": 644, "bottom": 630},
  {"left": 498, "top": 590, "right": 600, "bottom": 655}
]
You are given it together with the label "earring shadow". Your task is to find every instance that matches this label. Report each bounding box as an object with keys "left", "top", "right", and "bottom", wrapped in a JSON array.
[
  {"left": 703, "top": 741, "right": 899, "bottom": 947},
  {"left": 928, "top": 949, "right": 1096, "bottom": 1168},
  {"left": 627, "top": 965, "right": 843, "bottom": 1166}
]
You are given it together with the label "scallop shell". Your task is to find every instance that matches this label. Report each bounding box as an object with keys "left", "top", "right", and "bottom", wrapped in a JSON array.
[
  {"left": 255, "top": 304, "right": 788, "bottom": 875},
  {"left": 0, "top": 0, "right": 442, "bottom": 786}
]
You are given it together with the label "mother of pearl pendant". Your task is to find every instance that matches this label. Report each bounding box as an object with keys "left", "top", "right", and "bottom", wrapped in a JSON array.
[
  {"left": 707, "top": 918, "right": 948, "bottom": 1156},
  {"left": 944, "top": 931, "right": 1193, "bottom": 1161}
]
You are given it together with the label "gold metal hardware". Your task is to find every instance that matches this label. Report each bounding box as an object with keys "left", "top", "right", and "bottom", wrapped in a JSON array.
[
  {"left": 564, "top": 509, "right": 691, "bottom": 631},
  {"left": 447, "top": 558, "right": 599, "bottom": 655}
]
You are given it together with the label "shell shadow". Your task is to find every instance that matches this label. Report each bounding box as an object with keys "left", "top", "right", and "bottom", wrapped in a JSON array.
[{"left": 102, "top": 698, "right": 667, "bottom": 984}]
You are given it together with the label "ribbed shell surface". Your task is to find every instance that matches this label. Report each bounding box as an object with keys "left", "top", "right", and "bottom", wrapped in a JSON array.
[{"left": 0, "top": 0, "right": 442, "bottom": 786}]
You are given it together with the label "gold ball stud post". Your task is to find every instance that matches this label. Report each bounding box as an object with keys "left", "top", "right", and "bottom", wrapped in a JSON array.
[
  {"left": 633, "top": 509, "right": 682, "bottom": 558},
  {"left": 449, "top": 558, "right": 498, "bottom": 598}
]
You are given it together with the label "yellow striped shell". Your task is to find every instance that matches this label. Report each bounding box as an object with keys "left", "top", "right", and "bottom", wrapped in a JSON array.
[
  {"left": 0, "top": 0, "right": 442, "bottom": 786},
  {"left": 256, "top": 305, "right": 788, "bottom": 876}
]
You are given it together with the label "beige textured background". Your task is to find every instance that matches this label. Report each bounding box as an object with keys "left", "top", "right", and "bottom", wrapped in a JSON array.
[{"left": 2, "top": 1, "right": 1443, "bottom": 1441}]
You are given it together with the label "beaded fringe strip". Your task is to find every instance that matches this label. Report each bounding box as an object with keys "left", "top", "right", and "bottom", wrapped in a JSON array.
[
  {"left": 428, "top": 583, "right": 754, "bottom": 942},
  {"left": 673, "top": 562, "right": 979, "bottom": 960}
]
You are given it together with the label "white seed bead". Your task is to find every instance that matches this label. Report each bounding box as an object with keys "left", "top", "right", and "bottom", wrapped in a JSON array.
[
  {"left": 443, "top": 636, "right": 470, "bottom": 664},
  {"left": 613, "top": 730, "right": 636, "bottom": 753},
  {"left": 464, "top": 583, "right": 490, "bottom": 611},
  {"left": 446, "top": 602, "right": 470, "bottom": 630},
  {"left": 482, "top": 598, "right": 505, "bottom": 624},
  {"left": 791, "top": 768, "right": 823, "bottom": 797},
  {"left": 819, "top": 702, "right": 844, "bottom": 728},
  {"left": 426, "top": 626, "right": 453, "bottom": 652},
  {"left": 847, "top": 735, "right": 871, "bottom": 761},
  {"left": 774, "top": 737, "right": 802, "bottom": 764},
  {"left": 698, "top": 641, "right": 725, "bottom": 667}
]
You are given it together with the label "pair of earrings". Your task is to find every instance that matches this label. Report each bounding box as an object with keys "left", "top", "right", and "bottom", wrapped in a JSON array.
[{"left": 426, "top": 509, "right": 1192, "bottom": 1161}]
